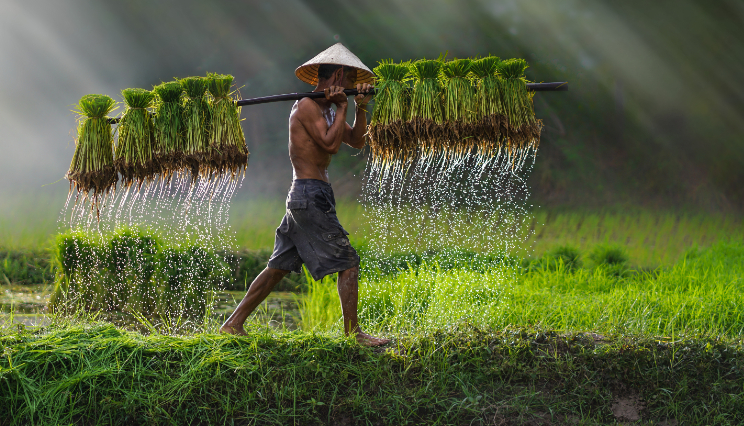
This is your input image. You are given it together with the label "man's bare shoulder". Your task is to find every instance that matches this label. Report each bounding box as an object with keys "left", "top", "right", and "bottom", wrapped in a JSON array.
[{"left": 295, "top": 97, "right": 322, "bottom": 116}]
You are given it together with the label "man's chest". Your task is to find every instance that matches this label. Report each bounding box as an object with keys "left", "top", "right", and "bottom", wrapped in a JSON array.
[{"left": 320, "top": 107, "right": 335, "bottom": 128}]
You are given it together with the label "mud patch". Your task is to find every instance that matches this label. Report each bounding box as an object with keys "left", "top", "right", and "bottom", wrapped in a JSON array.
[{"left": 611, "top": 394, "right": 645, "bottom": 422}]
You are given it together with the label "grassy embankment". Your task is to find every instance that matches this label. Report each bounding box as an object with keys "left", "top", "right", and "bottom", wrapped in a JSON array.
[
  {"left": 2, "top": 198, "right": 743, "bottom": 424},
  {"left": 2, "top": 323, "right": 742, "bottom": 425}
]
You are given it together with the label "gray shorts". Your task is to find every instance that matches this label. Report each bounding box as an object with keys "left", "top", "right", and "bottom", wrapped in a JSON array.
[{"left": 267, "top": 179, "right": 360, "bottom": 281}]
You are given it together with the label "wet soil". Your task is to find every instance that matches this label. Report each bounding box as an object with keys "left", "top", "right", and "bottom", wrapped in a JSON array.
[{"left": 0, "top": 284, "right": 301, "bottom": 330}]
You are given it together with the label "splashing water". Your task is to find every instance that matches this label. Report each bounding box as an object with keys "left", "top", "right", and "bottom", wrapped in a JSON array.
[
  {"left": 360, "top": 145, "right": 537, "bottom": 325},
  {"left": 56, "top": 171, "right": 243, "bottom": 329}
]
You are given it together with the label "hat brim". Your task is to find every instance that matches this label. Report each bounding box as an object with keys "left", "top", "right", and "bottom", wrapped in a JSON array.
[{"left": 295, "top": 64, "right": 375, "bottom": 86}]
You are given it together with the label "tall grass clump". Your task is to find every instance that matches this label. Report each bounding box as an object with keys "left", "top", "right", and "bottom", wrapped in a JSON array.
[
  {"left": 497, "top": 58, "right": 541, "bottom": 151},
  {"left": 152, "top": 81, "right": 183, "bottom": 178},
  {"left": 470, "top": 56, "right": 505, "bottom": 155},
  {"left": 206, "top": 73, "right": 249, "bottom": 178},
  {"left": 588, "top": 244, "right": 629, "bottom": 266},
  {"left": 66, "top": 94, "right": 118, "bottom": 201},
  {"left": 115, "top": 88, "right": 156, "bottom": 187},
  {"left": 546, "top": 244, "right": 583, "bottom": 271},
  {"left": 297, "top": 267, "right": 342, "bottom": 331},
  {"left": 408, "top": 58, "right": 445, "bottom": 156},
  {"left": 50, "top": 228, "right": 231, "bottom": 320},
  {"left": 441, "top": 58, "right": 476, "bottom": 155},
  {"left": 180, "top": 76, "right": 210, "bottom": 178},
  {"left": 368, "top": 59, "right": 411, "bottom": 166}
]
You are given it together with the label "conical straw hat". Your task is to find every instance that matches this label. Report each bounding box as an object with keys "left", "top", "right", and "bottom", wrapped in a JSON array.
[{"left": 295, "top": 43, "right": 375, "bottom": 86}]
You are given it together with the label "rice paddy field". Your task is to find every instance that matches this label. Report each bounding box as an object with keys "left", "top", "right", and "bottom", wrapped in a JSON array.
[{"left": 1, "top": 195, "right": 743, "bottom": 424}]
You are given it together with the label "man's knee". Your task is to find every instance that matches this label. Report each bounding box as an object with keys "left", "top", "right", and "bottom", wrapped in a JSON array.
[
  {"left": 264, "top": 267, "right": 291, "bottom": 281},
  {"left": 250, "top": 267, "right": 289, "bottom": 292},
  {"left": 339, "top": 265, "right": 359, "bottom": 280}
]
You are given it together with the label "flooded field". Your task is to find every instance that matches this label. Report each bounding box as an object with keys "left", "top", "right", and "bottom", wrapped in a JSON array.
[{"left": 1, "top": 284, "right": 300, "bottom": 330}]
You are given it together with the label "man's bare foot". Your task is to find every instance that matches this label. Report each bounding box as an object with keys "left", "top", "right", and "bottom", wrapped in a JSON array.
[
  {"left": 219, "top": 324, "right": 248, "bottom": 336},
  {"left": 355, "top": 331, "right": 390, "bottom": 347}
]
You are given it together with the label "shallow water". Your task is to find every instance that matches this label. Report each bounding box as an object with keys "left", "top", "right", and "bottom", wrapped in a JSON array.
[{"left": 0, "top": 284, "right": 301, "bottom": 331}]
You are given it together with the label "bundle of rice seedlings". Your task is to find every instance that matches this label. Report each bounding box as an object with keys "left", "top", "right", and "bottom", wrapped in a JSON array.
[
  {"left": 497, "top": 58, "right": 541, "bottom": 151},
  {"left": 115, "top": 88, "right": 157, "bottom": 187},
  {"left": 470, "top": 56, "right": 505, "bottom": 156},
  {"left": 152, "top": 81, "right": 184, "bottom": 178},
  {"left": 441, "top": 58, "right": 476, "bottom": 156},
  {"left": 207, "top": 73, "right": 249, "bottom": 178},
  {"left": 180, "top": 77, "right": 210, "bottom": 179},
  {"left": 369, "top": 59, "right": 411, "bottom": 166},
  {"left": 408, "top": 58, "right": 445, "bottom": 157},
  {"left": 66, "top": 94, "right": 118, "bottom": 200}
]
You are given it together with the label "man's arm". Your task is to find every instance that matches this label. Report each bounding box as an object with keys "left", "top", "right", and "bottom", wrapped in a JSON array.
[
  {"left": 297, "top": 86, "right": 349, "bottom": 155},
  {"left": 344, "top": 83, "right": 373, "bottom": 149}
]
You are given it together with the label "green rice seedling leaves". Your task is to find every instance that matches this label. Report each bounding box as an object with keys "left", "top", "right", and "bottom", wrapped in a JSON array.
[
  {"left": 180, "top": 76, "right": 210, "bottom": 179},
  {"left": 588, "top": 244, "right": 630, "bottom": 276},
  {"left": 409, "top": 58, "right": 445, "bottom": 157},
  {"left": 441, "top": 58, "right": 476, "bottom": 156},
  {"left": 547, "top": 244, "right": 583, "bottom": 271},
  {"left": 470, "top": 56, "right": 505, "bottom": 156},
  {"left": 369, "top": 59, "right": 412, "bottom": 166},
  {"left": 207, "top": 73, "right": 249, "bottom": 179},
  {"left": 152, "top": 81, "right": 183, "bottom": 178},
  {"left": 588, "top": 244, "right": 629, "bottom": 267},
  {"left": 67, "top": 94, "right": 118, "bottom": 204},
  {"left": 115, "top": 88, "right": 156, "bottom": 188},
  {"left": 496, "top": 58, "right": 541, "bottom": 151},
  {"left": 50, "top": 227, "right": 230, "bottom": 319}
]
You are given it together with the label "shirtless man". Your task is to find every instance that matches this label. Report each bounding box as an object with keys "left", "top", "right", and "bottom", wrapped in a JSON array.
[{"left": 220, "top": 48, "right": 389, "bottom": 347}]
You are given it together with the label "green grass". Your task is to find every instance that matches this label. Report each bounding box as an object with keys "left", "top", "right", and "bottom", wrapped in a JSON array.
[
  {"left": 524, "top": 208, "right": 744, "bottom": 267},
  {"left": 1, "top": 322, "right": 741, "bottom": 425},
  {"left": 302, "top": 241, "right": 744, "bottom": 339},
  {"left": 0, "top": 248, "right": 53, "bottom": 286}
]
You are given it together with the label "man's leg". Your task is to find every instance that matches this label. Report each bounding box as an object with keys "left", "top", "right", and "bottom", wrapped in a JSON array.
[
  {"left": 337, "top": 266, "right": 390, "bottom": 346},
  {"left": 220, "top": 267, "right": 290, "bottom": 335}
]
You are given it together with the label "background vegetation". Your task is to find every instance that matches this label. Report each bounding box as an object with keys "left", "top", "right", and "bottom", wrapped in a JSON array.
[{"left": 1, "top": 0, "right": 743, "bottom": 212}]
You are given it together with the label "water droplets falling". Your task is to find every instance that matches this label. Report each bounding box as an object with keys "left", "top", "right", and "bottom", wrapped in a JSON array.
[
  {"left": 57, "top": 172, "right": 243, "bottom": 329},
  {"left": 360, "top": 146, "right": 537, "bottom": 326}
]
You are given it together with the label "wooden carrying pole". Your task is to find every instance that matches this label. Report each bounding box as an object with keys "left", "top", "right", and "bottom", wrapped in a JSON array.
[
  {"left": 107, "top": 82, "right": 567, "bottom": 123},
  {"left": 237, "top": 82, "right": 568, "bottom": 106}
]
